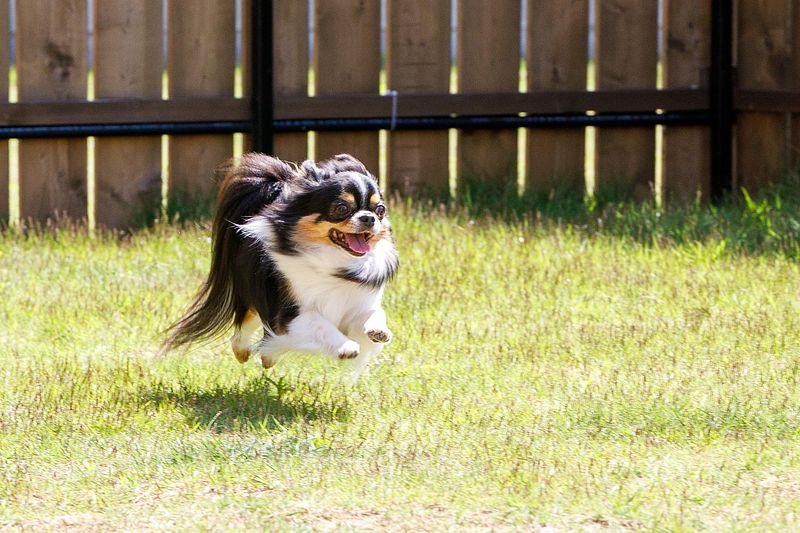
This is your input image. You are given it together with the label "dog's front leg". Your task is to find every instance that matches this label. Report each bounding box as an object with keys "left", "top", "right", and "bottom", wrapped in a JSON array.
[
  {"left": 255, "top": 312, "right": 360, "bottom": 364},
  {"left": 343, "top": 308, "right": 393, "bottom": 381},
  {"left": 359, "top": 307, "right": 393, "bottom": 344}
]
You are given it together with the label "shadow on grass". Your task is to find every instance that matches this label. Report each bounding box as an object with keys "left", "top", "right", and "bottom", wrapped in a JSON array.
[{"left": 142, "top": 372, "right": 350, "bottom": 432}]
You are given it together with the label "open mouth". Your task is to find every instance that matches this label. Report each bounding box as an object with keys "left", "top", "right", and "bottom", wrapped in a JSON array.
[{"left": 328, "top": 229, "right": 373, "bottom": 256}]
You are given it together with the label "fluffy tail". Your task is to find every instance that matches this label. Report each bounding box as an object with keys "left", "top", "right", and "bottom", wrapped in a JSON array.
[{"left": 161, "top": 153, "right": 296, "bottom": 353}]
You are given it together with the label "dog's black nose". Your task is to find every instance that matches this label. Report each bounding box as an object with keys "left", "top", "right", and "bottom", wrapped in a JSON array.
[{"left": 358, "top": 213, "right": 376, "bottom": 225}]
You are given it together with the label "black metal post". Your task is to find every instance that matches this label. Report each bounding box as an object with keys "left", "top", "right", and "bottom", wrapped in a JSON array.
[
  {"left": 251, "top": 0, "right": 274, "bottom": 154},
  {"left": 710, "top": 0, "right": 734, "bottom": 201}
]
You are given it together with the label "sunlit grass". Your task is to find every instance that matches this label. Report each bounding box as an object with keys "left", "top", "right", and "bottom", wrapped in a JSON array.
[{"left": 1, "top": 190, "right": 799, "bottom": 530}]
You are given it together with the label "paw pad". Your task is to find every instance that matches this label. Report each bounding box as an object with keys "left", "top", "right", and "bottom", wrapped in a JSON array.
[
  {"left": 337, "top": 341, "right": 361, "bottom": 360},
  {"left": 366, "top": 328, "right": 392, "bottom": 344}
]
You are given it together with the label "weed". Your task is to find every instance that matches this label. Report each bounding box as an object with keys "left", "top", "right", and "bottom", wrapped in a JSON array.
[{"left": 0, "top": 190, "right": 799, "bottom": 530}]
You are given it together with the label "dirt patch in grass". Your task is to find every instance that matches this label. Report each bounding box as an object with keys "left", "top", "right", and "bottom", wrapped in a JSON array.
[
  {"left": 285, "top": 505, "right": 521, "bottom": 532},
  {"left": 2, "top": 513, "right": 113, "bottom": 532}
]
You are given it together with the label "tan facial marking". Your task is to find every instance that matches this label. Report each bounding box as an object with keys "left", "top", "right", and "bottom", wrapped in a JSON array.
[
  {"left": 369, "top": 193, "right": 381, "bottom": 209},
  {"left": 296, "top": 214, "right": 358, "bottom": 246},
  {"left": 341, "top": 192, "right": 356, "bottom": 206}
]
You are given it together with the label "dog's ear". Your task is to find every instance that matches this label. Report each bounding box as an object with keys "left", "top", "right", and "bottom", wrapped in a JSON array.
[
  {"left": 320, "top": 154, "right": 377, "bottom": 182},
  {"left": 328, "top": 154, "right": 369, "bottom": 174},
  {"left": 300, "top": 159, "right": 326, "bottom": 182}
]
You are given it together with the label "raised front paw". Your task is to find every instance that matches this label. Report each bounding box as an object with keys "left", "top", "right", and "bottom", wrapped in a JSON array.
[
  {"left": 366, "top": 327, "right": 393, "bottom": 344},
  {"left": 337, "top": 340, "right": 361, "bottom": 360}
]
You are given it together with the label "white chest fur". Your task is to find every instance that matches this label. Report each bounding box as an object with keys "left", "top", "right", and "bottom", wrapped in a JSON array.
[
  {"left": 237, "top": 215, "right": 387, "bottom": 330},
  {"left": 272, "top": 247, "right": 384, "bottom": 330}
]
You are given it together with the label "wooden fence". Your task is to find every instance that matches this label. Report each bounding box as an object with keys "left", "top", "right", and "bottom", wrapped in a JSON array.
[{"left": 1, "top": 0, "right": 799, "bottom": 229}]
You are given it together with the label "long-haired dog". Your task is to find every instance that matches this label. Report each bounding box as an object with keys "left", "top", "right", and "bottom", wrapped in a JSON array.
[{"left": 162, "top": 153, "right": 398, "bottom": 376}]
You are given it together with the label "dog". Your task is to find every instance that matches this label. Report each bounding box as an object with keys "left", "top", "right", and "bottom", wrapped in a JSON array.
[{"left": 162, "top": 153, "right": 398, "bottom": 376}]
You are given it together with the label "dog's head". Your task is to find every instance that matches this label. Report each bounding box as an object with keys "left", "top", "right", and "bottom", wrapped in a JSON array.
[
  {"left": 230, "top": 153, "right": 397, "bottom": 286},
  {"left": 279, "top": 154, "right": 390, "bottom": 257}
]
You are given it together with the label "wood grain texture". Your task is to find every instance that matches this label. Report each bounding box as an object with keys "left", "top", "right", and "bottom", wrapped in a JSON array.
[
  {"left": 241, "top": 0, "right": 251, "bottom": 101},
  {"left": 457, "top": 0, "right": 520, "bottom": 191},
  {"left": 240, "top": 0, "right": 252, "bottom": 152},
  {"left": 314, "top": 0, "right": 381, "bottom": 173},
  {"left": 275, "top": 89, "right": 708, "bottom": 117},
  {"left": 595, "top": 0, "right": 657, "bottom": 199},
  {"left": 0, "top": 0, "right": 7, "bottom": 222},
  {"left": 386, "top": 0, "right": 450, "bottom": 196},
  {"left": 793, "top": 0, "right": 800, "bottom": 170},
  {"left": 737, "top": 0, "right": 791, "bottom": 192},
  {"left": 168, "top": 0, "right": 235, "bottom": 211},
  {"left": 16, "top": 0, "right": 88, "bottom": 222},
  {"left": 273, "top": 0, "right": 309, "bottom": 163},
  {"left": 526, "top": 0, "right": 587, "bottom": 194},
  {"left": 662, "top": 0, "right": 711, "bottom": 201},
  {"left": 0, "top": 98, "right": 248, "bottom": 125},
  {"left": 94, "top": 0, "right": 162, "bottom": 229},
  {"left": 0, "top": 89, "right": 709, "bottom": 126}
]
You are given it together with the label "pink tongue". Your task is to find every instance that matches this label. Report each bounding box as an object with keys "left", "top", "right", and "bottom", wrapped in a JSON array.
[{"left": 345, "top": 233, "right": 371, "bottom": 254}]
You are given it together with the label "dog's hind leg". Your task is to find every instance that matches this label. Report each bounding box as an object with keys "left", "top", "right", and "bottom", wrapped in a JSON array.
[
  {"left": 347, "top": 334, "right": 383, "bottom": 383},
  {"left": 231, "top": 309, "right": 261, "bottom": 363},
  {"left": 255, "top": 312, "right": 360, "bottom": 365}
]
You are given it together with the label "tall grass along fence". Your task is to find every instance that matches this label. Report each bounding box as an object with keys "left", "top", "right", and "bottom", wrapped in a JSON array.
[{"left": 0, "top": 0, "right": 799, "bottom": 229}]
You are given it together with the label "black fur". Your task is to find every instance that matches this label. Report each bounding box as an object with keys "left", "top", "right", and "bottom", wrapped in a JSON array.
[
  {"left": 162, "top": 153, "right": 397, "bottom": 354},
  {"left": 163, "top": 154, "right": 296, "bottom": 351},
  {"left": 335, "top": 260, "right": 398, "bottom": 288}
]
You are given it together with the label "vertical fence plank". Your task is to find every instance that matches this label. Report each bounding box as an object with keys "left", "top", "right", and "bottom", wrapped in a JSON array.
[
  {"left": 386, "top": 0, "right": 450, "bottom": 196},
  {"left": 663, "top": 0, "right": 711, "bottom": 201},
  {"left": 168, "top": 0, "right": 235, "bottom": 213},
  {"left": 595, "top": 1, "right": 658, "bottom": 199},
  {"left": 241, "top": 0, "right": 252, "bottom": 153},
  {"left": 314, "top": 0, "right": 381, "bottom": 172},
  {"left": 793, "top": 0, "right": 800, "bottom": 171},
  {"left": 273, "top": 0, "right": 308, "bottom": 163},
  {"left": 94, "top": 0, "right": 162, "bottom": 229},
  {"left": 737, "top": 0, "right": 790, "bottom": 192},
  {"left": 457, "top": 0, "right": 520, "bottom": 192},
  {"left": 526, "top": 0, "right": 587, "bottom": 195},
  {"left": 0, "top": 0, "right": 7, "bottom": 223},
  {"left": 16, "top": 1, "right": 88, "bottom": 222}
]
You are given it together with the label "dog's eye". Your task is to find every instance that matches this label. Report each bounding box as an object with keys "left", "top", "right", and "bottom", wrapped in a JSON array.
[
  {"left": 334, "top": 203, "right": 350, "bottom": 217},
  {"left": 375, "top": 204, "right": 386, "bottom": 218}
]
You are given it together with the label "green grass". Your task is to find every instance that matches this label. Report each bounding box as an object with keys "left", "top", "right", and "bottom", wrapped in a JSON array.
[{"left": 1, "top": 189, "right": 800, "bottom": 530}]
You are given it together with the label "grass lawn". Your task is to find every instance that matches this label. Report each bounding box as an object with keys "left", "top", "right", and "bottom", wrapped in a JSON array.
[{"left": 1, "top": 190, "right": 799, "bottom": 531}]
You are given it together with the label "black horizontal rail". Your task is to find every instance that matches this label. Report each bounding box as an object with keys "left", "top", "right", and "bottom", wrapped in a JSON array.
[
  {"left": 274, "top": 111, "right": 710, "bottom": 132},
  {"left": 0, "top": 111, "right": 709, "bottom": 139}
]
